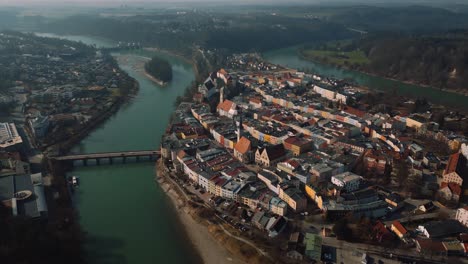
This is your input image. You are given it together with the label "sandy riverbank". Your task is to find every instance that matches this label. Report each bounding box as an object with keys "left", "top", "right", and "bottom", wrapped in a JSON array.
[{"left": 155, "top": 164, "right": 244, "bottom": 264}]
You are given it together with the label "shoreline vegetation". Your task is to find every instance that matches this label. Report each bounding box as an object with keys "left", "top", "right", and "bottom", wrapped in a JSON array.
[{"left": 298, "top": 47, "right": 468, "bottom": 97}]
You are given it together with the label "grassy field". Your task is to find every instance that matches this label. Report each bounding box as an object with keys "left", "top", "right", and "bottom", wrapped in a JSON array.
[{"left": 301, "top": 49, "right": 370, "bottom": 66}]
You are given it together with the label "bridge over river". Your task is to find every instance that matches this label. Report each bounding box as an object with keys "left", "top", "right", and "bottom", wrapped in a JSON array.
[{"left": 51, "top": 150, "right": 160, "bottom": 166}]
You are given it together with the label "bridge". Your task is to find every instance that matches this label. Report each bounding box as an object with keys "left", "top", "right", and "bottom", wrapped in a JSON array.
[{"left": 51, "top": 150, "right": 161, "bottom": 166}]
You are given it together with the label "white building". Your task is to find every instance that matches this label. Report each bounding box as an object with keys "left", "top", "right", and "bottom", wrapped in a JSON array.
[
  {"left": 456, "top": 207, "right": 468, "bottom": 228},
  {"left": 331, "top": 172, "right": 362, "bottom": 192},
  {"left": 0, "top": 123, "right": 23, "bottom": 149}
]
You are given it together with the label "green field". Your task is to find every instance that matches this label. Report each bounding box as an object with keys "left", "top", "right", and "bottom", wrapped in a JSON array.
[{"left": 301, "top": 49, "right": 370, "bottom": 66}]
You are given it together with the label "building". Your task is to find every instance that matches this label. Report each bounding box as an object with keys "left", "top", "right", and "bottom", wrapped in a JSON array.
[
  {"left": 28, "top": 115, "right": 50, "bottom": 139},
  {"left": 443, "top": 152, "right": 467, "bottom": 187},
  {"left": 269, "top": 196, "right": 288, "bottom": 216},
  {"left": 283, "top": 136, "right": 313, "bottom": 156},
  {"left": 331, "top": 172, "right": 362, "bottom": 192},
  {"left": 255, "top": 144, "right": 286, "bottom": 167},
  {"left": 279, "top": 185, "right": 307, "bottom": 212},
  {"left": 234, "top": 136, "right": 252, "bottom": 163},
  {"left": 0, "top": 123, "right": 23, "bottom": 149},
  {"left": 373, "top": 221, "right": 394, "bottom": 243},
  {"left": 391, "top": 220, "right": 408, "bottom": 239},
  {"left": 456, "top": 207, "right": 468, "bottom": 227},
  {"left": 417, "top": 220, "right": 467, "bottom": 238},
  {"left": 304, "top": 233, "right": 322, "bottom": 262},
  {"left": 217, "top": 99, "right": 237, "bottom": 118},
  {"left": 415, "top": 239, "right": 447, "bottom": 256}
]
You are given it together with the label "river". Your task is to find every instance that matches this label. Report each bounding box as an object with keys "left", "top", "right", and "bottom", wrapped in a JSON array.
[
  {"left": 38, "top": 34, "right": 200, "bottom": 264},
  {"left": 264, "top": 46, "right": 468, "bottom": 110}
]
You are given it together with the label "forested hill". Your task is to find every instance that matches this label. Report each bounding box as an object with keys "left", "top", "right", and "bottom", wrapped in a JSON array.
[
  {"left": 145, "top": 56, "right": 173, "bottom": 83},
  {"left": 304, "top": 33, "right": 468, "bottom": 91},
  {"left": 360, "top": 35, "right": 468, "bottom": 90}
]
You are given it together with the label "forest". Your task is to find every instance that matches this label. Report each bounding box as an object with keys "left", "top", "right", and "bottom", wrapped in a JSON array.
[
  {"left": 144, "top": 56, "right": 173, "bottom": 83},
  {"left": 302, "top": 32, "right": 468, "bottom": 91}
]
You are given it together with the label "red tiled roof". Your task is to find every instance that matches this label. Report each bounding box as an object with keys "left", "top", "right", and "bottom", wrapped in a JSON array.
[
  {"left": 343, "top": 106, "right": 366, "bottom": 118},
  {"left": 287, "top": 159, "right": 301, "bottom": 169},
  {"left": 416, "top": 239, "right": 446, "bottom": 252},
  {"left": 445, "top": 153, "right": 461, "bottom": 174},
  {"left": 392, "top": 221, "right": 407, "bottom": 235},
  {"left": 217, "top": 99, "right": 235, "bottom": 112},
  {"left": 234, "top": 136, "right": 251, "bottom": 155},
  {"left": 177, "top": 150, "right": 187, "bottom": 159}
]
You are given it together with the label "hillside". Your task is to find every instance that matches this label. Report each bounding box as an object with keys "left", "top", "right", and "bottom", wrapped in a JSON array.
[{"left": 301, "top": 33, "right": 468, "bottom": 91}]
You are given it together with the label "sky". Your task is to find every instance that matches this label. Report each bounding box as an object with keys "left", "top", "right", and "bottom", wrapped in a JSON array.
[{"left": 0, "top": 0, "right": 465, "bottom": 7}]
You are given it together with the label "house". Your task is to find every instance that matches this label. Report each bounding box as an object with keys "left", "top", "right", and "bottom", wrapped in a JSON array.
[
  {"left": 417, "top": 220, "right": 467, "bottom": 238},
  {"left": 266, "top": 216, "right": 287, "bottom": 237},
  {"left": 456, "top": 207, "right": 468, "bottom": 227},
  {"left": 283, "top": 136, "right": 313, "bottom": 156},
  {"left": 255, "top": 144, "right": 286, "bottom": 167},
  {"left": 217, "top": 99, "right": 237, "bottom": 118},
  {"left": 390, "top": 220, "right": 408, "bottom": 239},
  {"left": 415, "top": 239, "right": 447, "bottom": 256},
  {"left": 442, "top": 240, "right": 465, "bottom": 256},
  {"left": 423, "top": 152, "right": 440, "bottom": 170},
  {"left": 438, "top": 182, "right": 462, "bottom": 203},
  {"left": 331, "top": 172, "right": 362, "bottom": 192},
  {"left": 234, "top": 136, "right": 252, "bottom": 163},
  {"left": 373, "top": 221, "right": 393, "bottom": 243},
  {"left": 279, "top": 184, "right": 307, "bottom": 212},
  {"left": 443, "top": 153, "right": 467, "bottom": 187},
  {"left": 269, "top": 196, "right": 288, "bottom": 216},
  {"left": 304, "top": 233, "right": 322, "bottom": 262},
  {"left": 258, "top": 170, "right": 281, "bottom": 194}
]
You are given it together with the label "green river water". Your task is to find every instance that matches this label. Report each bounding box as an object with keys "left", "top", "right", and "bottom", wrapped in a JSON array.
[{"left": 39, "top": 34, "right": 200, "bottom": 264}]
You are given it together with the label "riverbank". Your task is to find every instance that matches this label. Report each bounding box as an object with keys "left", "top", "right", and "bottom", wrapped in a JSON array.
[
  {"left": 298, "top": 48, "right": 468, "bottom": 97},
  {"left": 43, "top": 79, "right": 139, "bottom": 154},
  {"left": 155, "top": 160, "right": 244, "bottom": 264}
]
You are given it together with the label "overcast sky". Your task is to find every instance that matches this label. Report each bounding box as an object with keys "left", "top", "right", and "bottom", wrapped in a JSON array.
[{"left": 0, "top": 0, "right": 464, "bottom": 7}]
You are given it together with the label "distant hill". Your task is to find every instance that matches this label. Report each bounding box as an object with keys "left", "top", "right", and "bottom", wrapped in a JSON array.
[{"left": 327, "top": 5, "right": 468, "bottom": 33}]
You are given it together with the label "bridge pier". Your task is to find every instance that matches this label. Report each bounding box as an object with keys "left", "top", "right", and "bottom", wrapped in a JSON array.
[
  {"left": 109, "top": 157, "right": 113, "bottom": 164},
  {"left": 136, "top": 156, "right": 140, "bottom": 162},
  {"left": 83, "top": 159, "right": 88, "bottom": 166},
  {"left": 122, "top": 157, "right": 126, "bottom": 163},
  {"left": 96, "top": 158, "right": 100, "bottom": 166}
]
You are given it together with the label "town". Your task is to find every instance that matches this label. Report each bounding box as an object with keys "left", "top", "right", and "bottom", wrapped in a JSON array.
[
  {"left": 0, "top": 32, "right": 135, "bottom": 240},
  {"left": 158, "top": 53, "right": 468, "bottom": 263}
]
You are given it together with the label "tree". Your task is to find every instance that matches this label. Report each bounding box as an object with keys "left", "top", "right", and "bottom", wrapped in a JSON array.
[
  {"left": 332, "top": 218, "right": 352, "bottom": 241},
  {"left": 145, "top": 56, "right": 173, "bottom": 82}
]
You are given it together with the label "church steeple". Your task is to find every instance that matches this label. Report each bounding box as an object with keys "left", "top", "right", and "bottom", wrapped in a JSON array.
[{"left": 237, "top": 107, "right": 243, "bottom": 142}]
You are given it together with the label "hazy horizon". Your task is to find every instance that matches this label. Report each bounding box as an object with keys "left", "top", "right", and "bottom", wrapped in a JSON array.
[{"left": 1, "top": 0, "right": 467, "bottom": 8}]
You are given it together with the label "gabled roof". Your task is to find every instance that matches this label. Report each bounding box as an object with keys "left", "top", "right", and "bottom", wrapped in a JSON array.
[
  {"left": 445, "top": 152, "right": 467, "bottom": 176},
  {"left": 234, "top": 136, "right": 251, "bottom": 155},
  {"left": 392, "top": 220, "right": 407, "bottom": 235},
  {"left": 217, "top": 99, "right": 236, "bottom": 113},
  {"left": 263, "top": 144, "right": 286, "bottom": 161}
]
